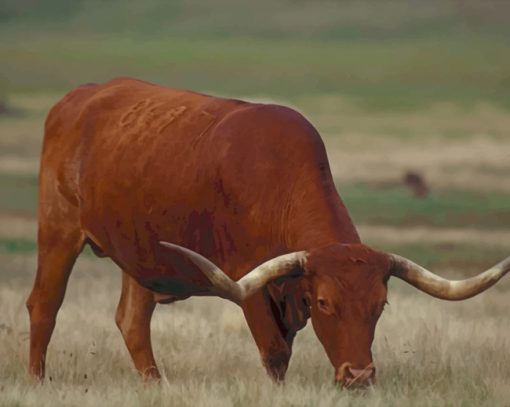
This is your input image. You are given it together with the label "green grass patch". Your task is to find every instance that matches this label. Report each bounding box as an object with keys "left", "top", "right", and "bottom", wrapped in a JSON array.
[
  {"left": 0, "top": 237, "right": 100, "bottom": 257},
  {"left": 0, "top": 173, "right": 38, "bottom": 216},
  {"left": 0, "top": 237, "right": 36, "bottom": 253},
  {"left": 340, "top": 183, "right": 510, "bottom": 229},
  {"left": 1, "top": 36, "right": 510, "bottom": 110}
]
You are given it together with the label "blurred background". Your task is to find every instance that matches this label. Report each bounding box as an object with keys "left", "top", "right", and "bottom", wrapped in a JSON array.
[{"left": 1, "top": 2, "right": 509, "bottom": 405}]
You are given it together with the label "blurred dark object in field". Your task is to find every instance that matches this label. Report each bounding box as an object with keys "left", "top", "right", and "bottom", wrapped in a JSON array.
[
  {"left": 404, "top": 171, "right": 429, "bottom": 198},
  {"left": 0, "top": 98, "right": 24, "bottom": 117},
  {"left": 0, "top": 98, "right": 7, "bottom": 115}
]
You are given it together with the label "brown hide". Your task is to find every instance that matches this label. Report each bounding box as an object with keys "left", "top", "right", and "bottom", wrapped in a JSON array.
[{"left": 47, "top": 78, "right": 359, "bottom": 296}]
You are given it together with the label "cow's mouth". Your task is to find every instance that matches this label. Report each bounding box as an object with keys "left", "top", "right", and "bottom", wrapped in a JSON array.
[{"left": 335, "top": 362, "right": 376, "bottom": 389}]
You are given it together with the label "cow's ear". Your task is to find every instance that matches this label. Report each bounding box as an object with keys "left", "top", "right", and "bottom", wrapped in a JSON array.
[
  {"left": 302, "top": 259, "right": 314, "bottom": 277},
  {"left": 272, "top": 262, "right": 305, "bottom": 286},
  {"left": 378, "top": 251, "right": 393, "bottom": 285},
  {"left": 383, "top": 272, "right": 391, "bottom": 285},
  {"left": 303, "top": 291, "right": 312, "bottom": 308}
]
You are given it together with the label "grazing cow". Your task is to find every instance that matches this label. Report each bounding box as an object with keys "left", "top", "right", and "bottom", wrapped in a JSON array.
[{"left": 27, "top": 78, "right": 510, "bottom": 387}]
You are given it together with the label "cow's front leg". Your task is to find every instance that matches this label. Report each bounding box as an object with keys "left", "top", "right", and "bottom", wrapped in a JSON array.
[
  {"left": 242, "top": 289, "right": 294, "bottom": 382},
  {"left": 115, "top": 271, "right": 160, "bottom": 381}
]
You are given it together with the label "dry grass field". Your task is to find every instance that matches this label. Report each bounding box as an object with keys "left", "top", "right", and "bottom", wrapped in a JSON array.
[
  {"left": 1, "top": 93, "right": 509, "bottom": 406},
  {"left": 0, "top": 257, "right": 509, "bottom": 407}
]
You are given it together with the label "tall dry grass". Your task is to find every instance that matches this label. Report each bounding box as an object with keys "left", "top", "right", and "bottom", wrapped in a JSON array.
[{"left": 1, "top": 254, "right": 509, "bottom": 407}]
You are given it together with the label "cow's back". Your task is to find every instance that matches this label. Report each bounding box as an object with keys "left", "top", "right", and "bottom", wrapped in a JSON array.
[{"left": 42, "top": 78, "right": 355, "bottom": 290}]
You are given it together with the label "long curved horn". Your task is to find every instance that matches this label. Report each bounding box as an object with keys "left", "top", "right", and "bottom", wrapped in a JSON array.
[
  {"left": 389, "top": 254, "right": 510, "bottom": 300},
  {"left": 159, "top": 242, "right": 307, "bottom": 304}
]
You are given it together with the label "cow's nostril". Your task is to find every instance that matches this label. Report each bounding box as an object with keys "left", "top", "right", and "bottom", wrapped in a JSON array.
[
  {"left": 336, "top": 363, "right": 375, "bottom": 388},
  {"left": 347, "top": 366, "right": 375, "bottom": 379}
]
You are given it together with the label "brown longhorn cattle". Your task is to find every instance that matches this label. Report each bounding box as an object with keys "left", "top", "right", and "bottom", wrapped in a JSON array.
[{"left": 27, "top": 78, "right": 510, "bottom": 387}]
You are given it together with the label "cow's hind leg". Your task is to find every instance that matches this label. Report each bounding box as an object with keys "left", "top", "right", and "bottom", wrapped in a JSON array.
[
  {"left": 26, "top": 223, "right": 85, "bottom": 379},
  {"left": 115, "top": 271, "right": 160, "bottom": 381}
]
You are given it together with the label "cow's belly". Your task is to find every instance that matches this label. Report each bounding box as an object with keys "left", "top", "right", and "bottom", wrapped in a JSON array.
[
  {"left": 81, "top": 205, "right": 222, "bottom": 290},
  {"left": 80, "top": 194, "right": 264, "bottom": 299}
]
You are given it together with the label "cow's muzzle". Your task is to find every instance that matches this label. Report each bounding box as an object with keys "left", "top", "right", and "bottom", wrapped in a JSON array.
[{"left": 335, "top": 362, "right": 375, "bottom": 389}]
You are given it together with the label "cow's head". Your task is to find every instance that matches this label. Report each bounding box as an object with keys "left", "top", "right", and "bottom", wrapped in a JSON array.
[
  {"left": 160, "top": 241, "right": 510, "bottom": 388},
  {"left": 301, "top": 244, "right": 389, "bottom": 387}
]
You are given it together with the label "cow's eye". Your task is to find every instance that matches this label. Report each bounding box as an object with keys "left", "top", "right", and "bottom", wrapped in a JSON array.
[{"left": 316, "top": 297, "right": 335, "bottom": 315}]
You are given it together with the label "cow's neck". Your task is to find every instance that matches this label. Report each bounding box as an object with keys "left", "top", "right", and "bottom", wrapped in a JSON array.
[{"left": 284, "top": 184, "right": 361, "bottom": 250}]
